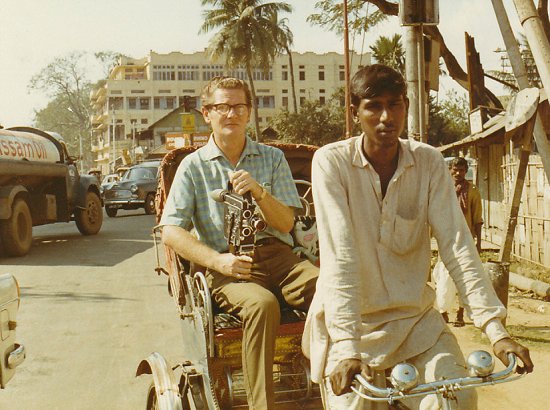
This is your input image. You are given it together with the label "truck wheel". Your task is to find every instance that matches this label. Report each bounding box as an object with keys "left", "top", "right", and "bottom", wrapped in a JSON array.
[
  {"left": 105, "top": 206, "right": 118, "bottom": 218},
  {"left": 144, "top": 193, "right": 156, "bottom": 215},
  {"left": 0, "top": 198, "right": 33, "bottom": 257},
  {"left": 75, "top": 192, "right": 103, "bottom": 235}
]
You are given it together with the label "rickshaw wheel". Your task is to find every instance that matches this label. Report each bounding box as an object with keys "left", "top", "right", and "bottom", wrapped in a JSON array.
[{"left": 146, "top": 382, "right": 159, "bottom": 410}]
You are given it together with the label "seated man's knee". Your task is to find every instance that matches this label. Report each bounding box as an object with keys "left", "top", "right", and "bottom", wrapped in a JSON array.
[{"left": 243, "top": 291, "right": 281, "bottom": 323}]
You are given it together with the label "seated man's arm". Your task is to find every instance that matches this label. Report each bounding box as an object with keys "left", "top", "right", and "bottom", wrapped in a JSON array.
[
  {"left": 230, "top": 168, "right": 295, "bottom": 233},
  {"left": 162, "top": 225, "right": 253, "bottom": 279}
]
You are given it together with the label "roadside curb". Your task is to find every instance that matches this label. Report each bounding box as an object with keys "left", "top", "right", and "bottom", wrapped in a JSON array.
[{"left": 510, "top": 271, "right": 550, "bottom": 299}]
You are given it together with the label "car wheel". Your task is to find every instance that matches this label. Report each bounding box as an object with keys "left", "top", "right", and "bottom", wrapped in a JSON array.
[
  {"left": 75, "top": 192, "right": 103, "bottom": 235},
  {"left": 144, "top": 193, "right": 156, "bottom": 215},
  {"left": 0, "top": 198, "right": 33, "bottom": 256},
  {"left": 105, "top": 206, "right": 118, "bottom": 218}
]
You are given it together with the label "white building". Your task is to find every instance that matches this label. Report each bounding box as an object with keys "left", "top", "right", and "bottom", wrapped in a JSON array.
[{"left": 90, "top": 50, "right": 370, "bottom": 173}]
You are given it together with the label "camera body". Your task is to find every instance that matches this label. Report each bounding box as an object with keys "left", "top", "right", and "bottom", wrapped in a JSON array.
[{"left": 210, "top": 183, "right": 266, "bottom": 256}]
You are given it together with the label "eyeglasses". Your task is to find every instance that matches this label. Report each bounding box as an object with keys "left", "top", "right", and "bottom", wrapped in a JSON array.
[{"left": 207, "top": 103, "right": 249, "bottom": 116}]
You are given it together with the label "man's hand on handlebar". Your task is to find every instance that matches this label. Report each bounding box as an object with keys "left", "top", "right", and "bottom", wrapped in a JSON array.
[
  {"left": 214, "top": 253, "right": 253, "bottom": 280},
  {"left": 329, "top": 358, "right": 372, "bottom": 396},
  {"left": 493, "top": 337, "right": 534, "bottom": 374}
]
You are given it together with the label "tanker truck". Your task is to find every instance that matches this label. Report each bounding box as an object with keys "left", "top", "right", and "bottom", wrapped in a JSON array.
[{"left": 0, "top": 126, "right": 103, "bottom": 257}]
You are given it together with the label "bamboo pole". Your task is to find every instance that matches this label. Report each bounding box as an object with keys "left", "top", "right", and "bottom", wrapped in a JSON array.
[
  {"left": 343, "top": 0, "right": 353, "bottom": 139},
  {"left": 492, "top": 0, "right": 550, "bottom": 183}
]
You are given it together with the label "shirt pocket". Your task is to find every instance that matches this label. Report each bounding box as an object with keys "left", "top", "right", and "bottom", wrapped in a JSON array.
[{"left": 391, "top": 213, "right": 424, "bottom": 255}]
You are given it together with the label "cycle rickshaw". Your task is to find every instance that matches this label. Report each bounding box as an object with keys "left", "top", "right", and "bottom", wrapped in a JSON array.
[
  {"left": 136, "top": 142, "right": 525, "bottom": 410},
  {"left": 137, "top": 142, "right": 321, "bottom": 409}
]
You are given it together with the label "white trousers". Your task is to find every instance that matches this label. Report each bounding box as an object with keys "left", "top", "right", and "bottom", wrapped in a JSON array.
[{"left": 320, "top": 329, "right": 477, "bottom": 410}]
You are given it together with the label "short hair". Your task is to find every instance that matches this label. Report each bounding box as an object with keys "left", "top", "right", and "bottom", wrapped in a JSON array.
[
  {"left": 200, "top": 76, "right": 252, "bottom": 107},
  {"left": 449, "top": 157, "right": 469, "bottom": 170},
  {"left": 350, "top": 64, "right": 407, "bottom": 106}
]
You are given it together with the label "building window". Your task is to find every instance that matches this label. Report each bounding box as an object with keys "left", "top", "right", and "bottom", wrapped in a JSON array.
[
  {"left": 282, "top": 71, "right": 288, "bottom": 80},
  {"left": 124, "top": 68, "right": 145, "bottom": 80},
  {"left": 299, "top": 89, "right": 306, "bottom": 93},
  {"left": 282, "top": 96, "right": 288, "bottom": 107},
  {"left": 154, "top": 96, "right": 177, "bottom": 110},
  {"left": 128, "top": 97, "right": 137, "bottom": 110},
  {"left": 131, "top": 90, "right": 145, "bottom": 94},
  {"left": 109, "top": 97, "right": 123, "bottom": 110},
  {"left": 202, "top": 64, "right": 225, "bottom": 81},
  {"left": 299, "top": 71, "right": 305, "bottom": 81},
  {"left": 282, "top": 89, "right": 288, "bottom": 94},
  {"left": 339, "top": 65, "right": 345, "bottom": 81},
  {"left": 110, "top": 90, "right": 122, "bottom": 95},
  {"left": 179, "top": 96, "right": 197, "bottom": 109},
  {"left": 300, "top": 97, "right": 306, "bottom": 106},
  {"left": 159, "top": 89, "right": 171, "bottom": 94},
  {"left": 141, "top": 119, "right": 148, "bottom": 124},
  {"left": 139, "top": 97, "right": 150, "bottom": 110},
  {"left": 153, "top": 65, "right": 176, "bottom": 81},
  {"left": 320, "top": 89, "right": 325, "bottom": 93},
  {"left": 319, "top": 96, "right": 326, "bottom": 105},
  {"left": 318, "top": 71, "right": 325, "bottom": 80},
  {"left": 255, "top": 96, "right": 275, "bottom": 108},
  {"left": 177, "top": 64, "right": 200, "bottom": 81}
]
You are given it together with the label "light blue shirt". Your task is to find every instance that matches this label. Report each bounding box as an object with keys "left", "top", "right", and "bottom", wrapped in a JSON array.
[{"left": 160, "top": 136, "right": 302, "bottom": 252}]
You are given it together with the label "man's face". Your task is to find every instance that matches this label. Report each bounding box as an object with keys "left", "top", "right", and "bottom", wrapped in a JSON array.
[
  {"left": 450, "top": 164, "right": 468, "bottom": 184},
  {"left": 202, "top": 88, "right": 251, "bottom": 141},
  {"left": 353, "top": 92, "right": 408, "bottom": 149}
]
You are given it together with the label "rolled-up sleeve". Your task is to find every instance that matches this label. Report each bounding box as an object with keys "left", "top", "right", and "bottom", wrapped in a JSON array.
[
  {"left": 159, "top": 161, "right": 195, "bottom": 230},
  {"left": 312, "top": 148, "right": 362, "bottom": 361}
]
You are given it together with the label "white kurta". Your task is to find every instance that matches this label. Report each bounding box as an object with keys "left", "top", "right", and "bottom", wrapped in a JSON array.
[{"left": 303, "top": 135, "right": 508, "bottom": 383}]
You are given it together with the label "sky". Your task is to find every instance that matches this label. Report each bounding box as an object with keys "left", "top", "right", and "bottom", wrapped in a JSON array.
[{"left": 0, "top": 0, "right": 524, "bottom": 127}]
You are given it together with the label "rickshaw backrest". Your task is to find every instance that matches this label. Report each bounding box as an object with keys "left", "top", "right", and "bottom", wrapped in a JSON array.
[{"left": 155, "top": 146, "right": 198, "bottom": 224}]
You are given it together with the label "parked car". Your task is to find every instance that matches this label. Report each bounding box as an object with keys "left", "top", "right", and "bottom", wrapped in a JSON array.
[
  {"left": 0, "top": 273, "right": 25, "bottom": 388},
  {"left": 103, "top": 161, "right": 160, "bottom": 217},
  {"left": 99, "top": 173, "right": 120, "bottom": 198}
]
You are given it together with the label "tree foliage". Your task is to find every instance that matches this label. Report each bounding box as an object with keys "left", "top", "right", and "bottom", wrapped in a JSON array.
[
  {"left": 28, "top": 51, "right": 117, "bottom": 170},
  {"left": 369, "top": 33, "right": 405, "bottom": 73},
  {"left": 428, "top": 90, "right": 470, "bottom": 147},
  {"left": 200, "top": 0, "right": 292, "bottom": 141},
  {"left": 269, "top": 91, "right": 355, "bottom": 146}
]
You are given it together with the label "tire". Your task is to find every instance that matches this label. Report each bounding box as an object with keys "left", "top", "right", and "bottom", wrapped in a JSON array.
[
  {"left": 75, "top": 192, "right": 103, "bottom": 235},
  {"left": 144, "top": 193, "right": 156, "bottom": 215},
  {"left": 105, "top": 206, "right": 118, "bottom": 218},
  {"left": 146, "top": 382, "right": 159, "bottom": 410},
  {"left": 0, "top": 198, "right": 33, "bottom": 257}
]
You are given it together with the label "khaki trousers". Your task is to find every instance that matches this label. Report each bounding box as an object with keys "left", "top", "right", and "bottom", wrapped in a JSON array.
[
  {"left": 206, "top": 240, "right": 318, "bottom": 410},
  {"left": 320, "top": 329, "right": 477, "bottom": 410}
]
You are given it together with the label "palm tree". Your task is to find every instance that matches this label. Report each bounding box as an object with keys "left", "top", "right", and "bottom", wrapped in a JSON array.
[
  {"left": 273, "top": 17, "right": 298, "bottom": 113},
  {"left": 200, "top": 0, "right": 292, "bottom": 140},
  {"left": 369, "top": 33, "right": 405, "bottom": 74}
]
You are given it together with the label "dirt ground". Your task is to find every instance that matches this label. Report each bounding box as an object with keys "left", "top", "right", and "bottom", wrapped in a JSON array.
[{"left": 449, "top": 288, "right": 550, "bottom": 409}]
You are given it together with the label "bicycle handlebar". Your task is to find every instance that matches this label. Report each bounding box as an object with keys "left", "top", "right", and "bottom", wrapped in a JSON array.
[{"left": 352, "top": 352, "right": 523, "bottom": 403}]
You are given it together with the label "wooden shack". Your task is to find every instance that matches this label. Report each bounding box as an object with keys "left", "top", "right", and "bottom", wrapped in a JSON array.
[{"left": 439, "top": 99, "right": 550, "bottom": 268}]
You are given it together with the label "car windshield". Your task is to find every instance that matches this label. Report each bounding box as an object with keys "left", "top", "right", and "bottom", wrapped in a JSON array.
[{"left": 122, "top": 167, "right": 157, "bottom": 181}]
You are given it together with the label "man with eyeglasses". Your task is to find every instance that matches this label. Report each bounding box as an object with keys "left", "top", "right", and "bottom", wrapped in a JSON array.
[{"left": 160, "top": 76, "right": 319, "bottom": 409}]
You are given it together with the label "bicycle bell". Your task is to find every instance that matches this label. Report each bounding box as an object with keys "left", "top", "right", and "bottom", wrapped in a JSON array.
[
  {"left": 390, "top": 363, "right": 419, "bottom": 391},
  {"left": 467, "top": 350, "right": 495, "bottom": 377}
]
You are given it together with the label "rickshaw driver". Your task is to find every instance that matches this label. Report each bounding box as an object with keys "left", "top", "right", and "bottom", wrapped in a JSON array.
[
  {"left": 303, "top": 64, "right": 533, "bottom": 409},
  {"left": 160, "top": 76, "right": 319, "bottom": 410}
]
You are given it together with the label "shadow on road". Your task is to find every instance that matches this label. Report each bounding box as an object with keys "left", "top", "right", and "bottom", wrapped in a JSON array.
[
  {"left": 20, "top": 288, "right": 137, "bottom": 303},
  {"left": 1, "top": 212, "right": 158, "bottom": 267}
]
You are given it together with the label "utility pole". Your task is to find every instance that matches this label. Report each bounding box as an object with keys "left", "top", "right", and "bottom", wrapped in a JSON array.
[
  {"left": 400, "top": 0, "right": 439, "bottom": 143},
  {"left": 493, "top": 0, "right": 550, "bottom": 182}
]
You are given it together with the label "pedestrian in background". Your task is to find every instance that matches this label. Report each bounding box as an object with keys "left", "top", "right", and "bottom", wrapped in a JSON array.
[{"left": 434, "top": 157, "right": 483, "bottom": 326}]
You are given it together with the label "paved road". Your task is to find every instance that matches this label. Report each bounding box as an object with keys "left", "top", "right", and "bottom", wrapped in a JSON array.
[{"left": 0, "top": 210, "right": 182, "bottom": 409}]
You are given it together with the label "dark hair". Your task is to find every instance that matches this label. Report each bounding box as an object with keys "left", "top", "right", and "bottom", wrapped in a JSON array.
[
  {"left": 449, "top": 157, "right": 469, "bottom": 170},
  {"left": 350, "top": 64, "right": 407, "bottom": 106},
  {"left": 200, "top": 76, "right": 252, "bottom": 107}
]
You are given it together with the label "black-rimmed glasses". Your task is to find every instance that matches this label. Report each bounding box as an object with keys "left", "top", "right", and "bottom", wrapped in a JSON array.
[{"left": 206, "top": 103, "right": 249, "bottom": 116}]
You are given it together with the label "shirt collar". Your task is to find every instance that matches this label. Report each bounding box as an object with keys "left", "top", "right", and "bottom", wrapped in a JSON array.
[
  {"left": 201, "top": 134, "right": 261, "bottom": 162},
  {"left": 352, "top": 133, "right": 415, "bottom": 172}
]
